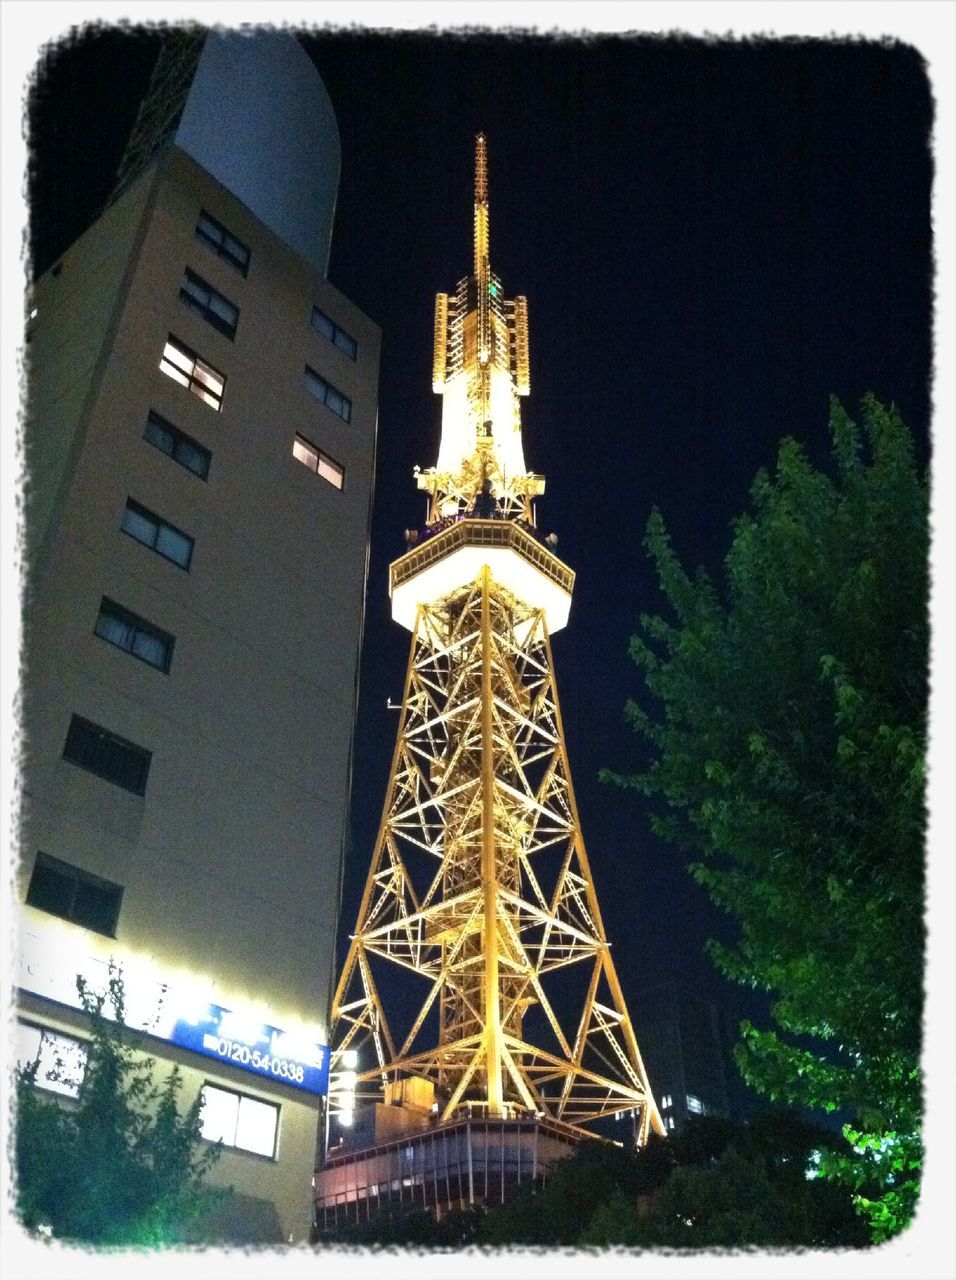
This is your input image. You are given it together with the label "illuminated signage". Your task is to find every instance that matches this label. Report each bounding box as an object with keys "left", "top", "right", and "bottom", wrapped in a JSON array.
[
  {"left": 171, "top": 1003, "right": 328, "bottom": 1096},
  {"left": 18, "top": 923, "right": 329, "bottom": 1097}
]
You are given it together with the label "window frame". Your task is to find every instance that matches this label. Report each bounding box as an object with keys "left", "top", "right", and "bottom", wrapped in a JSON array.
[
  {"left": 195, "top": 210, "right": 250, "bottom": 276},
  {"left": 94, "top": 597, "right": 175, "bottom": 673},
  {"left": 120, "top": 498, "right": 194, "bottom": 571},
  {"left": 143, "top": 409, "right": 211, "bottom": 480},
  {"left": 311, "top": 306, "right": 358, "bottom": 360},
  {"left": 160, "top": 335, "right": 225, "bottom": 412},
  {"left": 179, "top": 268, "right": 239, "bottom": 340},
  {"left": 303, "top": 365, "right": 352, "bottom": 423},
  {"left": 16, "top": 1022, "right": 89, "bottom": 1099},
  {"left": 199, "top": 1082, "right": 279, "bottom": 1159},
  {"left": 25, "top": 851, "right": 124, "bottom": 936},
  {"left": 62, "top": 714, "right": 152, "bottom": 797},
  {"left": 292, "top": 434, "right": 345, "bottom": 490}
]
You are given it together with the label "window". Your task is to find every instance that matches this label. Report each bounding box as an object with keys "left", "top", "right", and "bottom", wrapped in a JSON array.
[
  {"left": 311, "top": 306, "right": 358, "bottom": 360},
  {"left": 686, "top": 1094, "right": 703, "bottom": 1114},
  {"left": 200, "top": 1084, "right": 278, "bottom": 1158},
  {"left": 304, "top": 365, "right": 351, "bottom": 422},
  {"left": 26, "top": 851, "right": 124, "bottom": 936},
  {"left": 62, "top": 714, "right": 152, "bottom": 796},
  {"left": 661, "top": 1094, "right": 672, "bottom": 1111},
  {"left": 292, "top": 435, "right": 344, "bottom": 490},
  {"left": 16, "top": 1023, "right": 88, "bottom": 1098},
  {"left": 195, "top": 210, "right": 250, "bottom": 275},
  {"left": 160, "top": 335, "right": 225, "bottom": 411},
  {"left": 179, "top": 268, "right": 239, "bottom": 340},
  {"left": 121, "top": 499, "right": 194, "bottom": 570},
  {"left": 666, "top": 1116, "right": 675, "bottom": 1131},
  {"left": 95, "top": 598, "right": 175, "bottom": 673},
  {"left": 143, "top": 410, "right": 211, "bottom": 480}
]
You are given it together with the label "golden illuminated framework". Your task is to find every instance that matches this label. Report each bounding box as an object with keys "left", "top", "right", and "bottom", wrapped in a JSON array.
[{"left": 328, "top": 136, "right": 663, "bottom": 1146}]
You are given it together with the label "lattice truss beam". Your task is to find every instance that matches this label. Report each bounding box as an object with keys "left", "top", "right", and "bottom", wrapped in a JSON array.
[{"left": 330, "top": 569, "right": 663, "bottom": 1142}]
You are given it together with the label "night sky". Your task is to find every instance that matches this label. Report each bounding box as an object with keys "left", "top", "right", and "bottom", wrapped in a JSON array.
[{"left": 26, "top": 27, "right": 932, "bottom": 1074}]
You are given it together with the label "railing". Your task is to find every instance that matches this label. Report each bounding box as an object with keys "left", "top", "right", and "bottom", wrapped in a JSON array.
[{"left": 390, "top": 519, "right": 575, "bottom": 598}]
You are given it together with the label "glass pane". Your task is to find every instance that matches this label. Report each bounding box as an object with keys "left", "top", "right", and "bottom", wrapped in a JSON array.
[
  {"left": 16, "top": 1023, "right": 42, "bottom": 1069},
  {"left": 224, "top": 236, "right": 249, "bottom": 268},
  {"left": 312, "top": 309, "right": 334, "bottom": 341},
  {"left": 194, "top": 387, "right": 221, "bottom": 411},
  {"left": 162, "top": 341, "right": 194, "bottom": 376},
  {"left": 305, "top": 370, "right": 327, "bottom": 401},
  {"left": 192, "top": 361, "right": 224, "bottom": 394},
  {"left": 235, "top": 1095, "right": 278, "bottom": 1157},
  {"left": 325, "top": 389, "right": 344, "bottom": 417},
  {"left": 73, "top": 879, "right": 119, "bottom": 934},
  {"left": 200, "top": 1086, "right": 238, "bottom": 1144},
  {"left": 131, "top": 630, "right": 167, "bottom": 669},
  {"left": 18, "top": 1026, "right": 87, "bottom": 1098},
  {"left": 209, "top": 295, "right": 236, "bottom": 325},
  {"left": 293, "top": 439, "right": 318, "bottom": 470},
  {"left": 122, "top": 507, "right": 158, "bottom": 547},
  {"left": 176, "top": 439, "right": 209, "bottom": 478},
  {"left": 334, "top": 330, "right": 357, "bottom": 359},
  {"left": 181, "top": 276, "right": 209, "bottom": 305},
  {"left": 96, "top": 611, "right": 134, "bottom": 650},
  {"left": 160, "top": 358, "right": 190, "bottom": 389},
  {"left": 197, "top": 214, "right": 223, "bottom": 247},
  {"left": 317, "top": 455, "right": 344, "bottom": 489},
  {"left": 27, "top": 860, "right": 75, "bottom": 918},
  {"left": 155, "top": 526, "right": 192, "bottom": 568},
  {"left": 144, "top": 416, "right": 175, "bottom": 454}
]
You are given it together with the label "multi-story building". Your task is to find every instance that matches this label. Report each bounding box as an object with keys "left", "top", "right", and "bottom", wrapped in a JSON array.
[
  {"left": 16, "top": 31, "right": 380, "bottom": 1243},
  {"left": 631, "top": 982, "right": 733, "bottom": 1133}
]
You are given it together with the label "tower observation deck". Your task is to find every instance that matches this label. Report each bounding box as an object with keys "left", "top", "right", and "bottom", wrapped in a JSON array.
[{"left": 316, "top": 136, "right": 662, "bottom": 1228}]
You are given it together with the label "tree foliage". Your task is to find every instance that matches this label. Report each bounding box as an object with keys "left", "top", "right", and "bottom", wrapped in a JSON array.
[
  {"left": 607, "top": 396, "right": 927, "bottom": 1239},
  {"left": 15, "top": 966, "right": 227, "bottom": 1245}
]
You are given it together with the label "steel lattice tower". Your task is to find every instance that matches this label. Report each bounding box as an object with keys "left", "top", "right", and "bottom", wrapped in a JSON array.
[{"left": 326, "top": 136, "right": 663, "bottom": 1150}]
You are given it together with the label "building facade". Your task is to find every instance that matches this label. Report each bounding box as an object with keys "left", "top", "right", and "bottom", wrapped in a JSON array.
[
  {"left": 631, "top": 982, "right": 733, "bottom": 1133},
  {"left": 17, "top": 32, "right": 380, "bottom": 1243}
]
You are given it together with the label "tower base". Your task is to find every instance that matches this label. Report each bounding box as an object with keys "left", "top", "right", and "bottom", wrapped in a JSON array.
[{"left": 314, "top": 1115, "right": 582, "bottom": 1231}]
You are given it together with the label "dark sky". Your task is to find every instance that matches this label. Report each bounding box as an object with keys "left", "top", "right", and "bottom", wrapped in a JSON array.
[{"left": 27, "top": 27, "right": 933, "bottom": 1067}]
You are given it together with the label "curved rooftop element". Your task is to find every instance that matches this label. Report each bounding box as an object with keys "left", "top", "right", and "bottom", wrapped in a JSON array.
[{"left": 173, "top": 31, "right": 340, "bottom": 275}]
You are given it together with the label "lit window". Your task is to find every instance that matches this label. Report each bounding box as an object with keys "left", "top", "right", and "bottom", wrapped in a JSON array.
[
  {"left": 95, "top": 598, "right": 175, "bottom": 673},
  {"left": 62, "top": 715, "right": 152, "bottom": 796},
  {"left": 121, "top": 499, "right": 194, "bottom": 570},
  {"left": 311, "top": 306, "right": 358, "bottom": 360},
  {"left": 26, "top": 851, "right": 124, "bottom": 935},
  {"left": 661, "top": 1094, "right": 672, "bottom": 1110},
  {"left": 293, "top": 434, "right": 345, "bottom": 490},
  {"left": 160, "top": 336, "right": 224, "bottom": 411},
  {"left": 17, "top": 1023, "right": 88, "bottom": 1098},
  {"left": 200, "top": 1084, "right": 278, "bottom": 1158},
  {"left": 179, "top": 268, "right": 239, "bottom": 340},
  {"left": 686, "top": 1094, "right": 703, "bottom": 1114},
  {"left": 195, "top": 210, "right": 250, "bottom": 275},
  {"left": 666, "top": 1116, "right": 675, "bottom": 1131},
  {"left": 304, "top": 365, "right": 351, "bottom": 422},
  {"left": 143, "top": 410, "right": 211, "bottom": 480}
]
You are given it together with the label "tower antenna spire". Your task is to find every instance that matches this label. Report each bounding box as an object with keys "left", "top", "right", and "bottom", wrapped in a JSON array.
[{"left": 474, "top": 131, "right": 489, "bottom": 275}]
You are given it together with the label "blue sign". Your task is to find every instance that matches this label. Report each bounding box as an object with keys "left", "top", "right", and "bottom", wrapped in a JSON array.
[{"left": 171, "top": 1002, "right": 329, "bottom": 1096}]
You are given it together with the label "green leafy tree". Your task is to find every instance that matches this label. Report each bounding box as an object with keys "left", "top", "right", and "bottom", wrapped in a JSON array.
[
  {"left": 15, "top": 965, "right": 228, "bottom": 1245},
  {"left": 607, "top": 395, "right": 926, "bottom": 1240}
]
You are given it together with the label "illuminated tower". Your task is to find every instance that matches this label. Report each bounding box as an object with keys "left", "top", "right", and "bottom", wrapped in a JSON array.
[{"left": 316, "top": 137, "right": 662, "bottom": 1225}]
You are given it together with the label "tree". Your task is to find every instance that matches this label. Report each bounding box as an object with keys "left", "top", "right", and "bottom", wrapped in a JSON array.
[
  {"left": 607, "top": 395, "right": 926, "bottom": 1240},
  {"left": 16, "top": 965, "right": 227, "bottom": 1245}
]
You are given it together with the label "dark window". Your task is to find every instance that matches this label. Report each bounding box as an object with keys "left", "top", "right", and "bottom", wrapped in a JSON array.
[
  {"left": 95, "top": 598, "right": 175, "bottom": 673},
  {"left": 26, "top": 852, "right": 123, "bottom": 936},
  {"left": 160, "top": 335, "right": 225, "bottom": 411},
  {"left": 179, "top": 269, "right": 239, "bottom": 340},
  {"left": 121, "top": 499, "right": 193, "bottom": 570},
  {"left": 195, "top": 210, "right": 250, "bottom": 275},
  {"left": 62, "top": 715, "right": 152, "bottom": 796},
  {"left": 311, "top": 306, "right": 358, "bottom": 360},
  {"left": 143, "top": 410, "right": 211, "bottom": 479},
  {"left": 304, "top": 365, "right": 351, "bottom": 423},
  {"left": 292, "top": 434, "right": 344, "bottom": 489}
]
